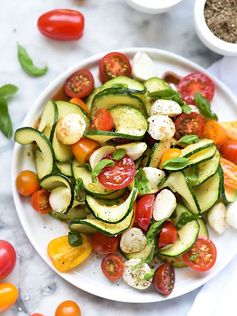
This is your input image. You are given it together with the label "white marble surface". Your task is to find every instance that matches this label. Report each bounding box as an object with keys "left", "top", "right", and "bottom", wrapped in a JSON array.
[{"left": 0, "top": 0, "right": 226, "bottom": 315}]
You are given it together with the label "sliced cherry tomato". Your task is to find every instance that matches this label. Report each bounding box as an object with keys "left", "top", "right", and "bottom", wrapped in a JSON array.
[
  {"left": 220, "top": 157, "right": 237, "bottom": 190},
  {"left": 91, "top": 108, "right": 114, "bottom": 131},
  {"left": 158, "top": 221, "right": 177, "bottom": 248},
  {"left": 99, "top": 52, "right": 132, "bottom": 83},
  {"left": 37, "top": 9, "right": 84, "bottom": 41},
  {"left": 71, "top": 137, "right": 100, "bottom": 164},
  {"left": 31, "top": 189, "right": 51, "bottom": 214},
  {"left": 0, "top": 241, "right": 16, "bottom": 280},
  {"left": 98, "top": 154, "right": 136, "bottom": 190},
  {"left": 175, "top": 112, "right": 206, "bottom": 139},
  {"left": 153, "top": 263, "right": 175, "bottom": 296},
  {"left": 160, "top": 148, "right": 182, "bottom": 168},
  {"left": 31, "top": 314, "right": 45, "bottom": 316},
  {"left": 163, "top": 71, "right": 181, "bottom": 85},
  {"left": 55, "top": 300, "right": 81, "bottom": 316},
  {"left": 135, "top": 195, "right": 155, "bottom": 231},
  {"left": 183, "top": 237, "right": 217, "bottom": 272},
  {"left": 91, "top": 233, "right": 119, "bottom": 255},
  {"left": 101, "top": 254, "right": 124, "bottom": 281},
  {"left": 203, "top": 120, "right": 228, "bottom": 147},
  {"left": 178, "top": 72, "right": 215, "bottom": 104},
  {"left": 219, "top": 140, "right": 237, "bottom": 164},
  {"left": 64, "top": 69, "right": 94, "bottom": 99},
  {"left": 70, "top": 97, "right": 90, "bottom": 114},
  {"left": 0, "top": 283, "right": 18, "bottom": 312},
  {"left": 48, "top": 235, "right": 92, "bottom": 272},
  {"left": 16, "top": 170, "right": 40, "bottom": 196}
]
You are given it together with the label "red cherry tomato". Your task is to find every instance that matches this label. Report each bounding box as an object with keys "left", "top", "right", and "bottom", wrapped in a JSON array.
[
  {"left": 91, "top": 233, "right": 119, "bottom": 255},
  {"left": 135, "top": 195, "right": 155, "bottom": 231},
  {"left": 101, "top": 254, "right": 124, "bottom": 281},
  {"left": 158, "top": 221, "right": 177, "bottom": 248},
  {"left": 153, "top": 263, "right": 175, "bottom": 296},
  {"left": 91, "top": 109, "right": 114, "bottom": 131},
  {"left": 0, "top": 241, "right": 16, "bottom": 280},
  {"left": 183, "top": 238, "right": 217, "bottom": 272},
  {"left": 98, "top": 154, "right": 136, "bottom": 190},
  {"left": 37, "top": 9, "right": 84, "bottom": 41},
  {"left": 175, "top": 112, "right": 206, "bottom": 139},
  {"left": 99, "top": 52, "right": 132, "bottom": 83},
  {"left": 16, "top": 170, "right": 40, "bottom": 197},
  {"left": 64, "top": 69, "right": 94, "bottom": 99},
  {"left": 220, "top": 140, "right": 237, "bottom": 164},
  {"left": 31, "top": 190, "right": 51, "bottom": 214},
  {"left": 178, "top": 72, "right": 215, "bottom": 105}
]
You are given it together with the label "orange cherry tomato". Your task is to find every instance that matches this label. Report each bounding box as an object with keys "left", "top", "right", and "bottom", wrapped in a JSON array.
[
  {"left": 0, "top": 283, "right": 18, "bottom": 312},
  {"left": 16, "top": 170, "right": 40, "bottom": 196},
  {"left": 160, "top": 148, "right": 182, "bottom": 168},
  {"left": 31, "top": 189, "right": 51, "bottom": 214},
  {"left": 71, "top": 137, "right": 99, "bottom": 164},
  {"left": 220, "top": 121, "right": 237, "bottom": 141},
  {"left": 202, "top": 120, "right": 228, "bottom": 147},
  {"left": 91, "top": 108, "right": 114, "bottom": 131},
  {"left": 70, "top": 97, "right": 90, "bottom": 114},
  {"left": 220, "top": 157, "right": 237, "bottom": 190},
  {"left": 31, "top": 314, "right": 45, "bottom": 316},
  {"left": 48, "top": 235, "right": 92, "bottom": 272},
  {"left": 55, "top": 300, "right": 81, "bottom": 316}
]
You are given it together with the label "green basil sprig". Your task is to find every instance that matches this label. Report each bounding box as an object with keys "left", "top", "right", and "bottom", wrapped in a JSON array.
[
  {"left": 146, "top": 220, "right": 165, "bottom": 245},
  {"left": 0, "top": 84, "right": 18, "bottom": 99},
  {"left": 18, "top": 44, "right": 48, "bottom": 77},
  {"left": 180, "top": 103, "right": 192, "bottom": 114},
  {"left": 91, "top": 159, "right": 114, "bottom": 183},
  {"left": 162, "top": 157, "right": 190, "bottom": 171},
  {"left": 68, "top": 231, "right": 83, "bottom": 247},
  {"left": 144, "top": 269, "right": 155, "bottom": 281},
  {"left": 0, "top": 97, "right": 13, "bottom": 138},
  {"left": 177, "top": 135, "right": 200, "bottom": 146},
  {"left": 112, "top": 148, "right": 126, "bottom": 161},
  {"left": 194, "top": 92, "right": 218, "bottom": 120}
]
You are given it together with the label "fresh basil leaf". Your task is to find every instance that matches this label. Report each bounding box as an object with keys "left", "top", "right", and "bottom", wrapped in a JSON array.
[
  {"left": 176, "top": 212, "right": 200, "bottom": 230},
  {"left": 146, "top": 220, "right": 165, "bottom": 245},
  {"left": 144, "top": 269, "right": 155, "bottom": 281},
  {"left": 18, "top": 44, "right": 48, "bottom": 77},
  {"left": 112, "top": 148, "right": 126, "bottom": 161},
  {"left": 149, "top": 88, "right": 178, "bottom": 99},
  {"left": 74, "top": 178, "right": 85, "bottom": 202},
  {"left": 134, "top": 169, "right": 150, "bottom": 195},
  {"left": 0, "top": 97, "right": 13, "bottom": 138},
  {"left": 181, "top": 103, "right": 192, "bottom": 114},
  {"left": 0, "top": 84, "right": 18, "bottom": 99},
  {"left": 162, "top": 157, "right": 190, "bottom": 171},
  {"left": 194, "top": 92, "right": 218, "bottom": 120},
  {"left": 91, "top": 159, "right": 114, "bottom": 183},
  {"left": 68, "top": 231, "right": 82, "bottom": 247},
  {"left": 177, "top": 134, "right": 199, "bottom": 146}
]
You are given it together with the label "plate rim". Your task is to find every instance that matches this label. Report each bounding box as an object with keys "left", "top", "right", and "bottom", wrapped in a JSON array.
[{"left": 11, "top": 47, "right": 237, "bottom": 303}]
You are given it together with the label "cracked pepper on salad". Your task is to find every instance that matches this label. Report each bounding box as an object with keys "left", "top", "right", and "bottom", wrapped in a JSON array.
[{"left": 15, "top": 51, "right": 237, "bottom": 296}]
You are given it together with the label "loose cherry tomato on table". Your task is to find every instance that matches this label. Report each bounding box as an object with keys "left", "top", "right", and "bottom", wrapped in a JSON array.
[
  {"left": 220, "top": 158, "right": 237, "bottom": 190},
  {"left": 153, "top": 263, "right": 175, "bottom": 296},
  {"left": 158, "top": 221, "right": 177, "bottom": 248},
  {"left": 99, "top": 52, "right": 132, "bottom": 83},
  {"left": 64, "top": 69, "right": 94, "bottom": 99},
  {"left": 160, "top": 148, "right": 182, "bottom": 168},
  {"left": 70, "top": 97, "right": 90, "bottom": 114},
  {"left": 219, "top": 140, "right": 237, "bottom": 164},
  {"left": 37, "top": 9, "right": 84, "bottom": 41},
  {"left": 101, "top": 254, "right": 124, "bottom": 281},
  {"left": 98, "top": 154, "right": 136, "bottom": 190},
  {"left": 135, "top": 195, "right": 155, "bottom": 231},
  {"left": 16, "top": 170, "right": 40, "bottom": 196},
  {"left": 31, "top": 189, "right": 51, "bottom": 214},
  {"left": 0, "top": 240, "right": 16, "bottom": 280},
  {"left": 178, "top": 72, "right": 215, "bottom": 104},
  {"left": 55, "top": 300, "right": 81, "bottom": 316},
  {"left": 183, "top": 237, "right": 217, "bottom": 272},
  {"left": 175, "top": 112, "right": 206, "bottom": 139},
  {"left": 71, "top": 137, "right": 99, "bottom": 164},
  {"left": 31, "top": 314, "right": 45, "bottom": 316},
  {"left": 91, "top": 108, "right": 114, "bottom": 131},
  {"left": 91, "top": 233, "right": 119, "bottom": 255},
  {"left": 202, "top": 120, "right": 228, "bottom": 147},
  {"left": 0, "top": 283, "right": 18, "bottom": 312}
]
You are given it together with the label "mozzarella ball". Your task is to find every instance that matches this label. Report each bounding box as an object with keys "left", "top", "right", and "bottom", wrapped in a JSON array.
[
  {"left": 153, "top": 189, "right": 177, "bottom": 221},
  {"left": 120, "top": 228, "right": 147, "bottom": 254},
  {"left": 123, "top": 259, "right": 152, "bottom": 290},
  {"left": 147, "top": 115, "right": 175, "bottom": 141},
  {"left": 132, "top": 52, "right": 155, "bottom": 81},
  {"left": 151, "top": 100, "right": 182, "bottom": 117}
]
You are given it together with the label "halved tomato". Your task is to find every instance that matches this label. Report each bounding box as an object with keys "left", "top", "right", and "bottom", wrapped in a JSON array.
[
  {"left": 91, "top": 108, "right": 114, "bottom": 131},
  {"left": 175, "top": 112, "right": 206, "bottom": 139},
  {"left": 153, "top": 263, "right": 175, "bottom": 296},
  {"left": 220, "top": 157, "right": 237, "bottom": 190},
  {"left": 101, "top": 254, "right": 124, "bottom": 281},
  {"left": 31, "top": 189, "right": 51, "bottom": 214},
  {"left": 64, "top": 69, "right": 94, "bottom": 99},
  {"left": 135, "top": 195, "right": 154, "bottom": 231}
]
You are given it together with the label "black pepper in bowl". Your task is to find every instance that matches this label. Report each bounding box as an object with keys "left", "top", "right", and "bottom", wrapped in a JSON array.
[{"left": 204, "top": 0, "right": 237, "bottom": 44}]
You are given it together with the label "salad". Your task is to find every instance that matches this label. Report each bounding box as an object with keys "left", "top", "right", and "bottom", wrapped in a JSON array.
[{"left": 15, "top": 51, "right": 237, "bottom": 296}]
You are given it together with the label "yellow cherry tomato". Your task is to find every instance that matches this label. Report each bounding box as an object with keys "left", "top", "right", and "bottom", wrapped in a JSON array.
[
  {"left": 160, "top": 148, "right": 182, "bottom": 168},
  {"left": 48, "top": 234, "right": 92, "bottom": 272},
  {"left": 0, "top": 283, "right": 19, "bottom": 312},
  {"left": 55, "top": 300, "right": 81, "bottom": 316}
]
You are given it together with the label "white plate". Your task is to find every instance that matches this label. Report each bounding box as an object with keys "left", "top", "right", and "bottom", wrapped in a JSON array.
[{"left": 12, "top": 48, "right": 237, "bottom": 303}]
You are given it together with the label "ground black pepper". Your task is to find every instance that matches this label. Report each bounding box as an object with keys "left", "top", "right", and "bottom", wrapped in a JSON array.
[{"left": 204, "top": 0, "right": 237, "bottom": 44}]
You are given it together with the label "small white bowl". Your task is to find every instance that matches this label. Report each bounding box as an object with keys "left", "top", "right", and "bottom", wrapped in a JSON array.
[
  {"left": 126, "top": 0, "right": 184, "bottom": 14},
  {"left": 194, "top": 0, "right": 237, "bottom": 56}
]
